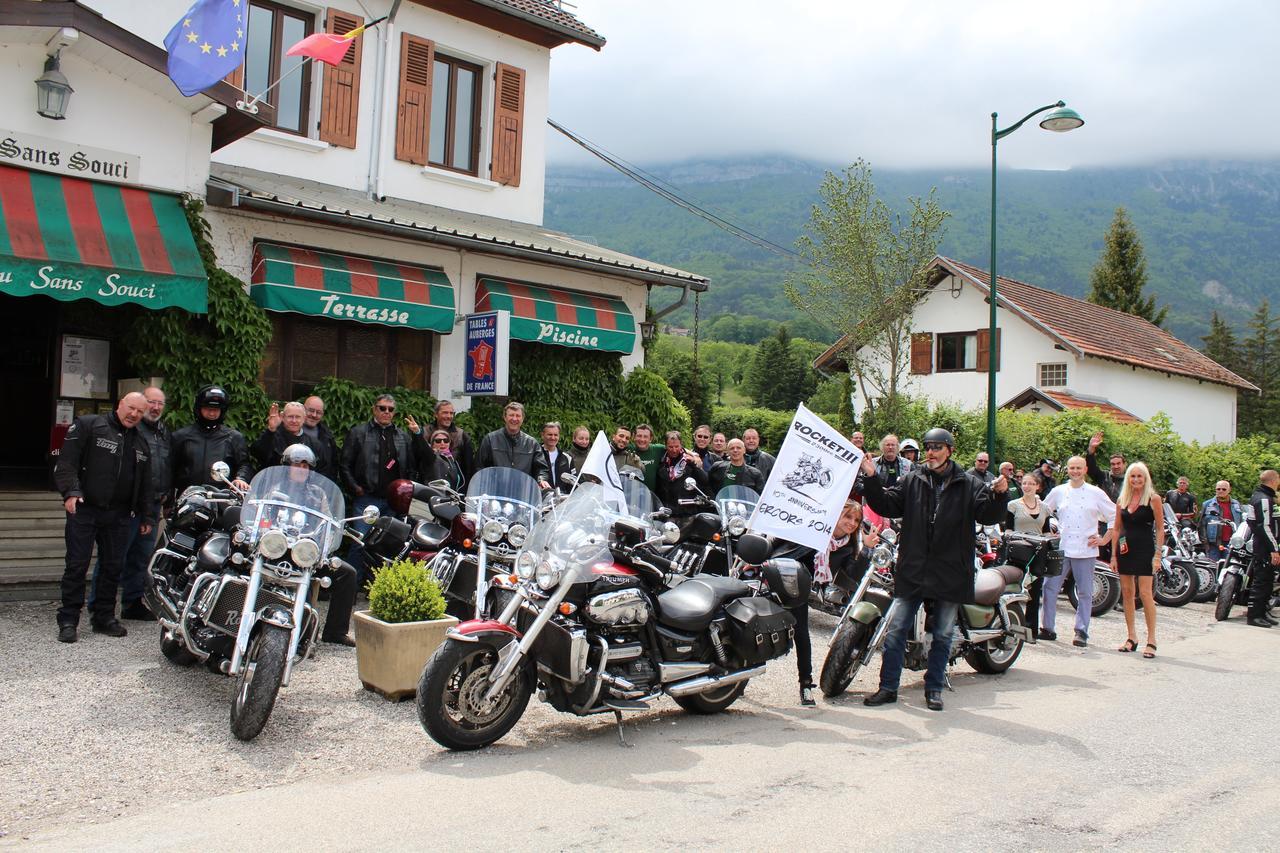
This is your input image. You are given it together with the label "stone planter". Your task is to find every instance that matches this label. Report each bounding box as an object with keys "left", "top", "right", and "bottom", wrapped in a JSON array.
[{"left": 353, "top": 610, "right": 459, "bottom": 701}]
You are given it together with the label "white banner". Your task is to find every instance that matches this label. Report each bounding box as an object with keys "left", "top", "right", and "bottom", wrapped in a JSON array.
[
  {"left": 750, "top": 404, "right": 863, "bottom": 551},
  {"left": 580, "top": 430, "right": 627, "bottom": 512}
]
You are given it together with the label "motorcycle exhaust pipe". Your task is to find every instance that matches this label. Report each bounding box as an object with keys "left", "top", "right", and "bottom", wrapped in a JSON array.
[
  {"left": 145, "top": 578, "right": 181, "bottom": 624},
  {"left": 667, "top": 664, "right": 766, "bottom": 697}
]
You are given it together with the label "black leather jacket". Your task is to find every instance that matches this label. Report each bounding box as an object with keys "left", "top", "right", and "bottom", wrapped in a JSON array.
[
  {"left": 251, "top": 426, "right": 324, "bottom": 473},
  {"left": 303, "top": 422, "right": 341, "bottom": 482},
  {"left": 341, "top": 421, "right": 417, "bottom": 497},
  {"left": 138, "top": 417, "right": 170, "bottom": 513},
  {"left": 55, "top": 412, "right": 154, "bottom": 522},
  {"left": 476, "top": 428, "right": 550, "bottom": 485},
  {"left": 709, "top": 460, "right": 765, "bottom": 493},
  {"left": 169, "top": 423, "right": 251, "bottom": 496},
  {"left": 1248, "top": 484, "right": 1280, "bottom": 564}
]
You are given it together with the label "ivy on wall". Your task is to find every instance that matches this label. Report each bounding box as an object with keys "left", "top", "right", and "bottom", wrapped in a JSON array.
[
  {"left": 310, "top": 377, "right": 435, "bottom": 443},
  {"left": 126, "top": 198, "right": 271, "bottom": 432}
]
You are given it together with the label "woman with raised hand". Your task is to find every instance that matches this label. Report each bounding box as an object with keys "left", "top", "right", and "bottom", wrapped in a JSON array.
[{"left": 1112, "top": 462, "right": 1164, "bottom": 658}]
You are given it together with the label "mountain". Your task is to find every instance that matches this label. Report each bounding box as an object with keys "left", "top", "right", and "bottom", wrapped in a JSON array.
[{"left": 544, "top": 157, "right": 1280, "bottom": 345}]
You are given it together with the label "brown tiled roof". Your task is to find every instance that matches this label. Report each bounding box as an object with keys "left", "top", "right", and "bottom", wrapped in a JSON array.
[
  {"left": 478, "top": 0, "right": 605, "bottom": 48},
  {"left": 1043, "top": 391, "right": 1142, "bottom": 423},
  {"left": 938, "top": 257, "right": 1258, "bottom": 392}
]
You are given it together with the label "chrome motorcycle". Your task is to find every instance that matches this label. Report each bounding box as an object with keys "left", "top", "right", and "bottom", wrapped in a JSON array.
[
  {"left": 1152, "top": 502, "right": 1199, "bottom": 607},
  {"left": 147, "top": 462, "right": 373, "bottom": 741},
  {"left": 415, "top": 480, "right": 805, "bottom": 750}
]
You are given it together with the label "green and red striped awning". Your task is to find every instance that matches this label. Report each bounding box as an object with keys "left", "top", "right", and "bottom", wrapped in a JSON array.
[
  {"left": 0, "top": 164, "right": 207, "bottom": 312},
  {"left": 251, "top": 243, "right": 455, "bottom": 332},
  {"left": 475, "top": 276, "right": 636, "bottom": 353}
]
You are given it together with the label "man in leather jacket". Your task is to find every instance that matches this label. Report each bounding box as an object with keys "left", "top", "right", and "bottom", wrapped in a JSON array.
[
  {"left": 742, "top": 428, "right": 776, "bottom": 481},
  {"left": 475, "top": 402, "right": 551, "bottom": 488},
  {"left": 655, "top": 431, "right": 711, "bottom": 519},
  {"left": 54, "top": 393, "right": 155, "bottom": 642},
  {"left": 1245, "top": 470, "right": 1280, "bottom": 628},
  {"left": 430, "top": 399, "right": 476, "bottom": 481},
  {"left": 341, "top": 394, "right": 419, "bottom": 587},
  {"left": 251, "top": 402, "right": 323, "bottom": 472},
  {"left": 1085, "top": 432, "right": 1125, "bottom": 503},
  {"left": 169, "top": 386, "right": 251, "bottom": 500},
  {"left": 302, "top": 395, "right": 341, "bottom": 482},
  {"left": 859, "top": 427, "right": 1009, "bottom": 711},
  {"left": 709, "top": 438, "right": 765, "bottom": 493},
  {"left": 1164, "top": 477, "right": 1198, "bottom": 524},
  {"left": 1199, "top": 481, "right": 1243, "bottom": 564}
]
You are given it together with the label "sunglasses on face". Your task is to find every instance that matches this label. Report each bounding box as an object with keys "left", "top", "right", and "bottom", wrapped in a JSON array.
[
  {"left": 376, "top": 405, "right": 395, "bottom": 413},
  {"left": 432, "top": 437, "right": 450, "bottom": 444},
  {"left": 923, "top": 442, "right": 946, "bottom": 451}
]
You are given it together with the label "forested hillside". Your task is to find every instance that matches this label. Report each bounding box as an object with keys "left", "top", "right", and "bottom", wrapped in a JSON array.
[{"left": 545, "top": 158, "right": 1280, "bottom": 345}]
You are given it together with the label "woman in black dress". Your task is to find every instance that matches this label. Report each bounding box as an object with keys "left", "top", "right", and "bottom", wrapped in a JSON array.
[{"left": 1111, "top": 462, "right": 1164, "bottom": 658}]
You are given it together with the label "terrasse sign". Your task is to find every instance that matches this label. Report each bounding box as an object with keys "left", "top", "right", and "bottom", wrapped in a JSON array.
[{"left": 0, "top": 129, "right": 139, "bottom": 185}]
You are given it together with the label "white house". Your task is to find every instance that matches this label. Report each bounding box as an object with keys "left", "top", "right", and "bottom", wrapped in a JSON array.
[{"left": 813, "top": 256, "right": 1256, "bottom": 444}]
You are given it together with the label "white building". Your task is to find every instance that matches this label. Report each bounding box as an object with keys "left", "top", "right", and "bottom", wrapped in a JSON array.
[{"left": 814, "top": 256, "right": 1255, "bottom": 444}]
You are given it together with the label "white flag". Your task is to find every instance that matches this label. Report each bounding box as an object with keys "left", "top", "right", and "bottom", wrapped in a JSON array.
[
  {"left": 750, "top": 404, "right": 864, "bottom": 551},
  {"left": 581, "top": 430, "right": 627, "bottom": 512}
]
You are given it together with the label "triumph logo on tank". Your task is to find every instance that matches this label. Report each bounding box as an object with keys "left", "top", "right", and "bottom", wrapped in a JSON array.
[{"left": 0, "top": 129, "right": 140, "bottom": 185}]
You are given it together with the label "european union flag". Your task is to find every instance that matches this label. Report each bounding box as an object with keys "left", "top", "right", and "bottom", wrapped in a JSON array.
[{"left": 164, "top": 0, "right": 246, "bottom": 97}]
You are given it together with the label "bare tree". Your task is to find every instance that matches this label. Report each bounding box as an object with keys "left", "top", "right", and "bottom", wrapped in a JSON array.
[{"left": 784, "top": 160, "right": 948, "bottom": 423}]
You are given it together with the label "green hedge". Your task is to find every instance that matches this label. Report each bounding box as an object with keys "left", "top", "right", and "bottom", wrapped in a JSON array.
[
  {"left": 309, "top": 378, "right": 436, "bottom": 445},
  {"left": 709, "top": 406, "right": 795, "bottom": 454}
]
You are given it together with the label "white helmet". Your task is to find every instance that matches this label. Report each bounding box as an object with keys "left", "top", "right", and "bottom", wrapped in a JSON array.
[{"left": 900, "top": 438, "right": 920, "bottom": 453}]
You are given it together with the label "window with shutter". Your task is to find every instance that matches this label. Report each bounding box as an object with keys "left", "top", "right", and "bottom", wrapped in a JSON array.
[
  {"left": 318, "top": 8, "right": 362, "bottom": 148},
  {"left": 910, "top": 333, "right": 933, "bottom": 375},
  {"left": 975, "top": 328, "right": 1001, "bottom": 372},
  {"left": 240, "top": 1, "right": 313, "bottom": 134},
  {"left": 427, "top": 52, "right": 483, "bottom": 175},
  {"left": 395, "top": 34, "right": 434, "bottom": 165},
  {"left": 490, "top": 63, "right": 525, "bottom": 186}
]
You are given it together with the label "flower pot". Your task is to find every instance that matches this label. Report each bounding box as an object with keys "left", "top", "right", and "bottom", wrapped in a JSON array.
[{"left": 353, "top": 610, "right": 459, "bottom": 701}]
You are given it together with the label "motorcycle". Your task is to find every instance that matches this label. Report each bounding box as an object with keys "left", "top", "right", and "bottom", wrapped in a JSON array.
[
  {"left": 817, "top": 528, "right": 1041, "bottom": 698},
  {"left": 147, "top": 462, "right": 373, "bottom": 741},
  {"left": 1214, "top": 511, "right": 1267, "bottom": 621},
  {"left": 1151, "top": 503, "right": 1199, "bottom": 607},
  {"left": 1164, "top": 516, "right": 1218, "bottom": 603},
  {"left": 1064, "top": 562, "right": 1122, "bottom": 616},
  {"left": 415, "top": 480, "right": 804, "bottom": 751}
]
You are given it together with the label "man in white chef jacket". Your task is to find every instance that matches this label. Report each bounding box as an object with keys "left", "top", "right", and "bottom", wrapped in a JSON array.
[{"left": 1040, "top": 455, "right": 1116, "bottom": 648}]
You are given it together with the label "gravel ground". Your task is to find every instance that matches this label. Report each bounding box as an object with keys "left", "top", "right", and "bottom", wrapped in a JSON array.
[{"left": 0, "top": 593, "right": 1243, "bottom": 841}]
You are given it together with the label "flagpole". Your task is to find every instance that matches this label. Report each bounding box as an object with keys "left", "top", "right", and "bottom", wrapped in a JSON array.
[{"left": 236, "top": 15, "right": 388, "bottom": 113}]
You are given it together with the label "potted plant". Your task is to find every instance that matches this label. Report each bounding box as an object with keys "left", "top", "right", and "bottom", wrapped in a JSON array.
[{"left": 353, "top": 558, "right": 458, "bottom": 701}]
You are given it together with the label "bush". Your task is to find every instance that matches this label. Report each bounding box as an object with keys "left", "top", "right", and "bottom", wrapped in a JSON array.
[
  {"left": 367, "top": 558, "right": 447, "bottom": 623},
  {"left": 620, "top": 368, "right": 691, "bottom": 436},
  {"left": 310, "top": 378, "right": 435, "bottom": 446},
  {"left": 710, "top": 406, "right": 795, "bottom": 454}
]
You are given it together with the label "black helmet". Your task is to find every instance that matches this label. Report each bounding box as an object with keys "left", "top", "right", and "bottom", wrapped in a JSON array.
[
  {"left": 281, "top": 443, "right": 317, "bottom": 468},
  {"left": 193, "top": 385, "right": 230, "bottom": 427},
  {"left": 922, "top": 427, "right": 954, "bottom": 448}
]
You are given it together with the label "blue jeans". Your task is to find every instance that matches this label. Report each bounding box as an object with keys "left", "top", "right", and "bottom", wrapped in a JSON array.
[
  {"left": 878, "top": 597, "right": 959, "bottom": 694},
  {"left": 1040, "top": 556, "right": 1095, "bottom": 636},
  {"left": 89, "top": 514, "right": 155, "bottom": 608},
  {"left": 346, "top": 495, "right": 390, "bottom": 589}
]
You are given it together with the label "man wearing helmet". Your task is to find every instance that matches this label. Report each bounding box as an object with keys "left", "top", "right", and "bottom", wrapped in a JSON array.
[
  {"left": 858, "top": 427, "right": 1009, "bottom": 711},
  {"left": 169, "top": 385, "right": 252, "bottom": 497},
  {"left": 899, "top": 439, "right": 920, "bottom": 465}
]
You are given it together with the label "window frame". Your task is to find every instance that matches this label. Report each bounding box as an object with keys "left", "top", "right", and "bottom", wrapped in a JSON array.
[
  {"left": 245, "top": 0, "right": 315, "bottom": 136},
  {"left": 1038, "top": 362, "right": 1068, "bottom": 387},
  {"left": 428, "top": 51, "right": 484, "bottom": 177},
  {"left": 260, "top": 315, "right": 435, "bottom": 401},
  {"left": 936, "top": 331, "right": 978, "bottom": 373}
]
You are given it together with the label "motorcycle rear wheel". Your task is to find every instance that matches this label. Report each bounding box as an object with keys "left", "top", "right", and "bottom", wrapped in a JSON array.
[
  {"left": 160, "top": 629, "right": 197, "bottom": 666},
  {"left": 819, "top": 619, "right": 872, "bottom": 697},
  {"left": 966, "top": 603, "right": 1025, "bottom": 674},
  {"left": 1192, "top": 561, "right": 1218, "bottom": 603},
  {"left": 229, "top": 624, "right": 290, "bottom": 741},
  {"left": 416, "top": 638, "right": 532, "bottom": 751},
  {"left": 1215, "top": 574, "right": 1239, "bottom": 621},
  {"left": 1066, "top": 569, "right": 1120, "bottom": 617},
  {"left": 673, "top": 681, "right": 746, "bottom": 714},
  {"left": 1153, "top": 562, "right": 1198, "bottom": 607}
]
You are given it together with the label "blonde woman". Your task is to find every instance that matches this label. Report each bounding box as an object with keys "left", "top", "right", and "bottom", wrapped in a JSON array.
[{"left": 1112, "top": 462, "right": 1164, "bottom": 658}]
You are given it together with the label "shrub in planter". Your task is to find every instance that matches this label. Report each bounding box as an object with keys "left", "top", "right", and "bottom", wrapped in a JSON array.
[{"left": 355, "top": 559, "right": 455, "bottom": 701}]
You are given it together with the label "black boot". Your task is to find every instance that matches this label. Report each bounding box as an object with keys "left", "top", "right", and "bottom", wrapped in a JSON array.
[
  {"left": 863, "top": 688, "right": 898, "bottom": 706},
  {"left": 925, "top": 690, "right": 944, "bottom": 711}
]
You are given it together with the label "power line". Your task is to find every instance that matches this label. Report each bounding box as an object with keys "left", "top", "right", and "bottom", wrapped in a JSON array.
[{"left": 548, "top": 119, "right": 800, "bottom": 259}]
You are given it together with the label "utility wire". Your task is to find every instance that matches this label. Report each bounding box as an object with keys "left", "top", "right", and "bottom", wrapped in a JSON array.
[{"left": 548, "top": 119, "right": 800, "bottom": 259}]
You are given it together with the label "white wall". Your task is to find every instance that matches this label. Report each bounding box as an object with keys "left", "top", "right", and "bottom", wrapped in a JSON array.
[
  {"left": 1, "top": 43, "right": 214, "bottom": 195},
  {"left": 1071, "top": 358, "right": 1237, "bottom": 444},
  {"left": 84, "top": 0, "right": 552, "bottom": 224}
]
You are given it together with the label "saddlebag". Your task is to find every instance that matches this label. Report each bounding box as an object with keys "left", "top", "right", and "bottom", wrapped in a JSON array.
[{"left": 723, "top": 597, "right": 795, "bottom": 666}]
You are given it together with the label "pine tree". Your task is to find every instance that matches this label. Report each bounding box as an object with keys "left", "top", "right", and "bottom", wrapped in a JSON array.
[
  {"left": 1087, "top": 207, "right": 1168, "bottom": 327},
  {"left": 1238, "top": 300, "right": 1280, "bottom": 437},
  {"left": 1200, "top": 311, "right": 1240, "bottom": 375}
]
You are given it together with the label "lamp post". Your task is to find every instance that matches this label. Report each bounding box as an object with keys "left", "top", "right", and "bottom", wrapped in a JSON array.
[{"left": 986, "top": 100, "right": 1083, "bottom": 460}]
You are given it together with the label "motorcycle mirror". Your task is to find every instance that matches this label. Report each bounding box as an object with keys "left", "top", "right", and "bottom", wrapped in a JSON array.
[
  {"left": 684, "top": 477, "right": 696, "bottom": 489},
  {"left": 210, "top": 461, "right": 231, "bottom": 483},
  {"left": 362, "top": 505, "right": 381, "bottom": 525},
  {"left": 662, "top": 521, "right": 680, "bottom": 544}
]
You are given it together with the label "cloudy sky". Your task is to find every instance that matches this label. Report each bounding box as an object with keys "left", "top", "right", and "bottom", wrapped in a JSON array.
[{"left": 546, "top": 0, "right": 1277, "bottom": 170}]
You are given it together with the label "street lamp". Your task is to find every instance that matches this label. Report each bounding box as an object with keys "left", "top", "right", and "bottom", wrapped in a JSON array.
[
  {"left": 34, "top": 51, "right": 74, "bottom": 120},
  {"left": 985, "top": 100, "right": 1083, "bottom": 460}
]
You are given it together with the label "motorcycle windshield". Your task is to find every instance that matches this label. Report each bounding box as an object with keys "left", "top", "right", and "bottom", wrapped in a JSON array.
[
  {"left": 465, "top": 467, "right": 542, "bottom": 527},
  {"left": 243, "top": 466, "right": 345, "bottom": 555},
  {"left": 716, "top": 486, "right": 759, "bottom": 527},
  {"left": 623, "top": 477, "right": 661, "bottom": 520},
  {"left": 521, "top": 481, "right": 618, "bottom": 587}
]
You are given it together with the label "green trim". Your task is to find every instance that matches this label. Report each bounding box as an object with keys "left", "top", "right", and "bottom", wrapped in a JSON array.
[{"left": 0, "top": 255, "right": 207, "bottom": 311}]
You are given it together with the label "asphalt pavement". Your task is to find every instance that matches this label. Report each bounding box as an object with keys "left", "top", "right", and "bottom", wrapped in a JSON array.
[{"left": 2, "top": 596, "right": 1277, "bottom": 851}]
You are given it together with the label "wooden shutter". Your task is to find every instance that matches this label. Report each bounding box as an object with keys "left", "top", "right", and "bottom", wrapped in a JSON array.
[
  {"left": 976, "top": 328, "right": 1001, "bottom": 372},
  {"left": 395, "top": 34, "right": 434, "bottom": 165},
  {"left": 318, "top": 8, "right": 363, "bottom": 148},
  {"left": 910, "top": 333, "right": 933, "bottom": 375},
  {"left": 490, "top": 63, "right": 525, "bottom": 186},
  {"left": 224, "top": 64, "right": 244, "bottom": 91}
]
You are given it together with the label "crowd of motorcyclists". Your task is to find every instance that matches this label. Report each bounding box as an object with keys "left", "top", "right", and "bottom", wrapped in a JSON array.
[{"left": 51, "top": 385, "right": 1280, "bottom": 721}]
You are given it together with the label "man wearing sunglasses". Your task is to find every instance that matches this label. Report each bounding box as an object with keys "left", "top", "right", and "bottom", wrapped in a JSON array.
[
  {"left": 858, "top": 427, "right": 1009, "bottom": 712},
  {"left": 340, "top": 394, "right": 419, "bottom": 587},
  {"left": 1200, "top": 480, "right": 1242, "bottom": 565}
]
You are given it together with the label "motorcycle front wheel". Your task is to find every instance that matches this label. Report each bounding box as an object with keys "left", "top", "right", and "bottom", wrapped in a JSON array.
[
  {"left": 416, "top": 638, "right": 532, "bottom": 751},
  {"left": 1215, "top": 574, "right": 1239, "bottom": 621},
  {"left": 1153, "top": 562, "right": 1198, "bottom": 607},
  {"left": 966, "top": 604, "right": 1025, "bottom": 674},
  {"left": 229, "top": 624, "right": 290, "bottom": 741},
  {"left": 819, "top": 619, "right": 873, "bottom": 697}
]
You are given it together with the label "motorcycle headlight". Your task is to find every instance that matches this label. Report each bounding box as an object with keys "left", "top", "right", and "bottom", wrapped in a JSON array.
[
  {"left": 515, "top": 550, "right": 537, "bottom": 580},
  {"left": 482, "top": 519, "right": 506, "bottom": 544},
  {"left": 727, "top": 516, "right": 748, "bottom": 537},
  {"left": 871, "top": 544, "right": 894, "bottom": 569},
  {"left": 291, "top": 537, "right": 321, "bottom": 568},
  {"left": 536, "top": 555, "right": 565, "bottom": 590},
  {"left": 259, "top": 529, "right": 288, "bottom": 560},
  {"left": 508, "top": 523, "right": 528, "bottom": 548}
]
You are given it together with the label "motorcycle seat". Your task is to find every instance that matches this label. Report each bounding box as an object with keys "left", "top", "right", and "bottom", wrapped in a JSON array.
[
  {"left": 974, "top": 565, "right": 1024, "bottom": 606},
  {"left": 656, "top": 575, "right": 752, "bottom": 631}
]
